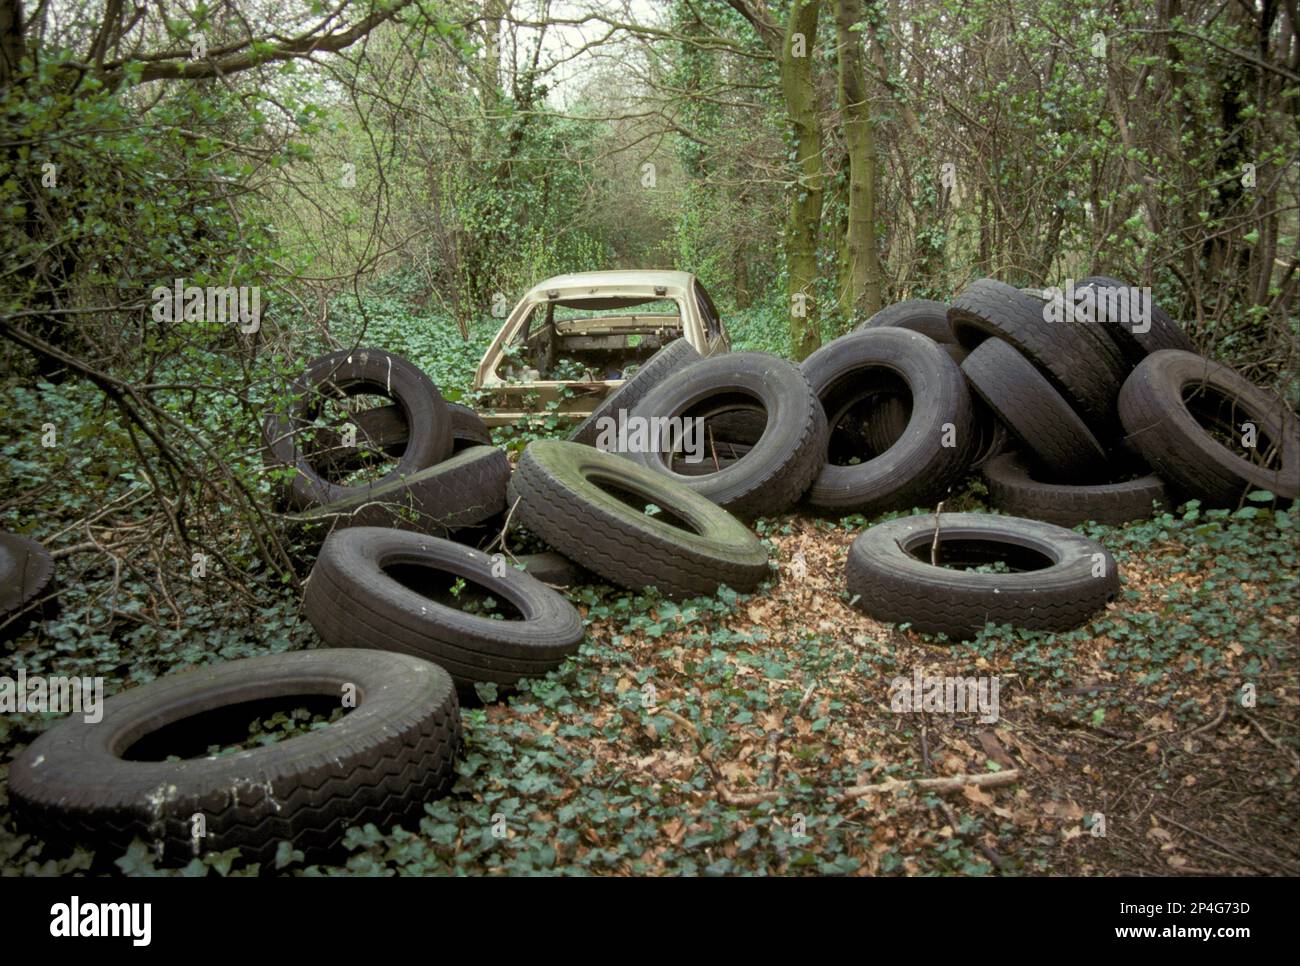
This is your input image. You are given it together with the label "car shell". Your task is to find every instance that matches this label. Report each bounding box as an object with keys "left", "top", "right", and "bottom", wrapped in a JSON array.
[{"left": 472, "top": 270, "right": 730, "bottom": 427}]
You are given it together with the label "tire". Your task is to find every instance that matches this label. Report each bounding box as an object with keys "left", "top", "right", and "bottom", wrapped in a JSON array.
[
  {"left": 858, "top": 299, "right": 955, "bottom": 343},
  {"left": 285, "top": 446, "right": 509, "bottom": 537},
  {"left": 1077, "top": 275, "right": 1195, "bottom": 365},
  {"left": 859, "top": 393, "right": 911, "bottom": 456},
  {"left": 858, "top": 385, "right": 982, "bottom": 458},
  {"left": 513, "top": 552, "right": 587, "bottom": 587},
  {"left": 670, "top": 454, "right": 746, "bottom": 476},
  {"left": 801, "top": 328, "right": 975, "bottom": 514},
  {"left": 306, "top": 405, "right": 407, "bottom": 476},
  {"left": 627, "top": 353, "right": 827, "bottom": 517},
  {"left": 0, "top": 532, "right": 56, "bottom": 640},
  {"left": 1118, "top": 349, "right": 1300, "bottom": 506},
  {"left": 1031, "top": 286, "right": 1131, "bottom": 386},
  {"left": 305, "top": 528, "right": 584, "bottom": 687},
  {"left": 449, "top": 403, "right": 493, "bottom": 451},
  {"left": 264, "top": 348, "right": 452, "bottom": 510},
  {"left": 568, "top": 338, "right": 701, "bottom": 446},
  {"left": 311, "top": 402, "right": 492, "bottom": 475},
  {"left": 949, "top": 278, "right": 1121, "bottom": 431},
  {"left": 941, "top": 342, "right": 971, "bottom": 367},
  {"left": 845, "top": 512, "right": 1120, "bottom": 638},
  {"left": 983, "top": 452, "right": 1167, "bottom": 527},
  {"left": 706, "top": 407, "right": 767, "bottom": 447},
  {"left": 508, "top": 440, "right": 769, "bottom": 597},
  {"left": 960, "top": 337, "right": 1108, "bottom": 478},
  {"left": 970, "top": 399, "right": 1011, "bottom": 470},
  {"left": 8, "top": 649, "right": 459, "bottom": 867}
]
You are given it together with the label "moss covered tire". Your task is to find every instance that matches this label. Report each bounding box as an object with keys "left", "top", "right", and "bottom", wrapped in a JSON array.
[
  {"left": 509, "top": 440, "right": 768, "bottom": 597},
  {"left": 305, "top": 528, "right": 583, "bottom": 687},
  {"left": 568, "top": 338, "right": 701, "bottom": 446},
  {"left": 983, "top": 452, "right": 1167, "bottom": 527},
  {"left": 802, "top": 328, "right": 974, "bottom": 514},
  {"left": 285, "top": 445, "right": 509, "bottom": 538},
  {"left": 9, "top": 648, "right": 459, "bottom": 867},
  {"left": 1118, "top": 349, "right": 1300, "bottom": 506},
  {"left": 845, "top": 512, "right": 1119, "bottom": 638},
  {"left": 628, "top": 352, "right": 827, "bottom": 517}
]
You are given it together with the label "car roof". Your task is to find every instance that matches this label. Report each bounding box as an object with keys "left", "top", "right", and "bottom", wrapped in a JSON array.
[{"left": 523, "top": 270, "right": 697, "bottom": 301}]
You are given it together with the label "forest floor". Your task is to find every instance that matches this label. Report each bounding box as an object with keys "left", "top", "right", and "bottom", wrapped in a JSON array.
[
  {"left": 2, "top": 485, "right": 1297, "bottom": 876},
  {"left": 3, "top": 306, "right": 1297, "bottom": 876}
]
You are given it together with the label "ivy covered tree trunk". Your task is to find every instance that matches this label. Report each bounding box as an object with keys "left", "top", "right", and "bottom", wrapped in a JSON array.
[
  {"left": 780, "top": 0, "right": 824, "bottom": 360},
  {"left": 834, "top": 0, "right": 883, "bottom": 323}
]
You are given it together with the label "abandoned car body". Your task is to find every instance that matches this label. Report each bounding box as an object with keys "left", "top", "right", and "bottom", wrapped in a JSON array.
[{"left": 472, "top": 270, "right": 730, "bottom": 428}]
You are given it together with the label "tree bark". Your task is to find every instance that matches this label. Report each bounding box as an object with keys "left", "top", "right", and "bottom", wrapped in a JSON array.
[
  {"left": 780, "top": 0, "right": 824, "bottom": 359},
  {"left": 833, "top": 0, "right": 883, "bottom": 323},
  {"left": 0, "top": 0, "right": 24, "bottom": 87}
]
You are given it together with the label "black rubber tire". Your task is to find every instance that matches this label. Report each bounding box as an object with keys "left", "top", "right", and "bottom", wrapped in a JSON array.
[
  {"left": 569, "top": 338, "right": 702, "bottom": 446},
  {"left": 858, "top": 299, "right": 955, "bottom": 343},
  {"left": 1077, "top": 275, "right": 1196, "bottom": 365},
  {"left": 969, "top": 399, "right": 1011, "bottom": 470},
  {"left": 513, "top": 552, "right": 588, "bottom": 588},
  {"left": 0, "top": 532, "right": 56, "bottom": 640},
  {"left": 671, "top": 454, "right": 745, "bottom": 476},
  {"left": 305, "top": 528, "right": 584, "bottom": 687},
  {"left": 264, "top": 349, "right": 452, "bottom": 510},
  {"left": 8, "top": 649, "right": 460, "bottom": 867},
  {"left": 801, "top": 328, "right": 975, "bottom": 514},
  {"left": 983, "top": 452, "right": 1167, "bottom": 527},
  {"left": 305, "top": 405, "right": 407, "bottom": 476},
  {"left": 706, "top": 407, "right": 768, "bottom": 447},
  {"left": 860, "top": 387, "right": 993, "bottom": 462},
  {"left": 859, "top": 393, "right": 911, "bottom": 456},
  {"left": 310, "top": 402, "right": 492, "bottom": 476},
  {"left": 509, "top": 440, "right": 769, "bottom": 597},
  {"left": 1118, "top": 349, "right": 1300, "bottom": 506},
  {"left": 449, "top": 403, "right": 493, "bottom": 451},
  {"left": 845, "top": 512, "right": 1120, "bottom": 638},
  {"left": 941, "top": 342, "right": 971, "bottom": 366},
  {"left": 960, "top": 337, "right": 1108, "bottom": 479},
  {"left": 949, "top": 278, "right": 1121, "bottom": 431},
  {"left": 1031, "top": 286, "right": 1132, "bottom": 387},
  {"left": 628, "top": 352, "right": 827, "bottom": 517},
  {"left": 285, "top": 446, "right": 509, "bottom": 537}
]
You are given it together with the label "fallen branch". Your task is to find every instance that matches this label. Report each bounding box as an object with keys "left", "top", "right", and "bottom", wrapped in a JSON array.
[
  {"left": 930, "top": 500, "right": 945, "bottom": 566},
  {"left": 717, "top": 768, "right": 1021, "bottom": 807},
  {"left": 835, "top": 769, "right": 1021, "bottom": 802}
]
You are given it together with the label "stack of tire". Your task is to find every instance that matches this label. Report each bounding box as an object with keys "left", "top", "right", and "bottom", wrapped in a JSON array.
[
  {"left": 843, "top": 278, "right": 1297, "bottom": 637},
  {"left": 545, "top": 280, "right": 1296, "bottom": 639}
]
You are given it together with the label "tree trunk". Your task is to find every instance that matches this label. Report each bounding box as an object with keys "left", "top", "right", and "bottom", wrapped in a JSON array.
[
  {"left": 833, "top": 0, "right": 883, "bottom": 324},
  {"left": 780, "top": 0, "right": 824, "bottom": 360},
  {"left": 0, "top": 0, "right": 24, "bottom": 87}
]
